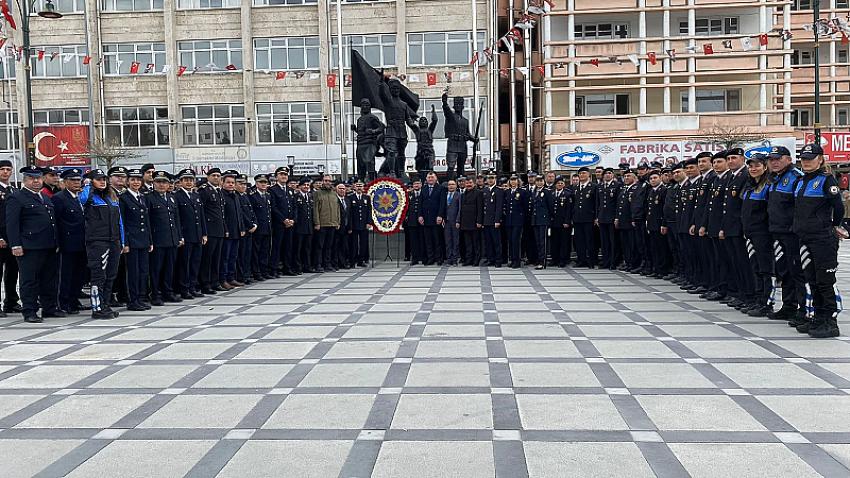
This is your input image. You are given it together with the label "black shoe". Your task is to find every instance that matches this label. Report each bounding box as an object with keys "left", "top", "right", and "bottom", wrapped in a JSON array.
[
  {"left": 42, "top": 310, "right": 67, "bottom": 318},
  {"left": 24, "top": 315, "right": 43, "bottom": 323},
  {"left": 719, "top": 296, "right": 734, "bottom": 304},
  {"left": 191, "top": 291, "right": 204, "bottom": 298},
  {"left": 3, "top": 304, "right": 23, "bottom": 313},
  {"left": 200, "top": 289, "right": 215, "bottom": 295},
  {"left": 494, "top": 263, "right": 502, "bottom": 268},
  {"left": 688, "top": 287, "right": 706, "bottom": 295},
  {"left": 510, "top": 263, "right": 520, "bottom": 269},
  {"left": 180, "top": 293, "right": 194, "bottom": 300},
  {"left": 127, "top": 303, "right": 147, "bottom": 311},
  {"left": 769, "top": 306, "right": 796, "bottom": 322},
  {"left": 707, "top": 293, "right": 725, "bottom": 302},
  {"left": 150, "top": 298, "right": 165, "bottom": 307},
  {"left": 91, "top": 309, "right": 113, "bottom": 320},
  {"left": 142, "top": 302, "right": 152, "bottom": 310},
  {"left": 163, "top": 295, "right": 183, "bottom": 303},
  {"left": 746, "top": 305, "right": 770, "bottom": 317},
  {"left": 809, "top": 317, "right": 840, "bottom": 338},
  {"left": 64, "top": 308, "right": 81, "bottom": 315}
]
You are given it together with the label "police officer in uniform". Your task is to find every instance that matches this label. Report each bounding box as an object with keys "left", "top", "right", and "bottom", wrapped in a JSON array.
[
  {"left": 597, "top": 168, "right": 621, "bottom": 270},
  {"left": 688, "top": 152, "right": 716, "bottom": 294},
  {"left": 645, "top": 170, "right": 669, "bottom": 278},
  {"left": 52, "top": 168, "right": 87, "bottom": 315},
  {"left": 551, "top": 176, "right": 574, "bottom": 268},
  {"left": 250, "top": 174, "right": 273, "bottom": 279},
  {"left": 720, "top": 148, "right": 756, "bottom": 312},
  {"left": 348, "top": 180, "right": 371, "bottom": 267},
  {"left": 148, "top": 171, "right": 184, "bottom": 305},
  {"left": 293, "top": 177, "right": 315, "bottom": 273},
  {"left": 236, "top": 174, "right": 258, "bottom": 283},
  {"left": 198, "top": 168, "right": 225, "bottom": 294},
  {"left": 121, "top": 168, "right": 153, "bottom": 311},
  {"left": 676, "top": 158, "right": 700, "bottom": 289},
  {"left": 741, "top": 154, "right": 774, "bottom": 317},
  {"left": 700, "top": 151, "right": 732, "bottom": 300},
  {"left": 504, "top": 174, "right": 528, "bottom": 269},
  {"left": 0, "top": 160, "right": 21, "bottom": 315},
  {"left": 615, "top": 170, "right": 638, "bottom": 271},
  {"left": 174, "top": 169, "right": 206, "bottom": 299},
  {"left": 270, "top": 167, "right": 295, "bottom": 276},
  {"left": 406, "top": 178, "right": 425, "bottom": 265},
  {"left": 481, "top": 171, "right": 504, "bottom": 267},
  {"left": 457, "top": 176, "right": 483, "bottom": 266},
  {"left": 220, "top": 170, "right": 244, "bottom": 288},
  {"left": 523, "top": 171, "right": 539, "bottom": 265},
  {"left": 573, "top": 167, "right": 598, "bottom": 268},
  {"left": 7, "top": 166, "right": 64, "bottom": 322},
  {"left": 530, "top": 175, "right": 554, "bottom": 270}
]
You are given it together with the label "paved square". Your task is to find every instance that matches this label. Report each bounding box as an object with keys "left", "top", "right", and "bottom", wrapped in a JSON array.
[{"left": 1, "top": 245, "right": 849, "bottom": 476}]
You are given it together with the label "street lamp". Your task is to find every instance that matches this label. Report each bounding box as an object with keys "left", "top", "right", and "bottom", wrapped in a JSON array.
[
  {"left": 286, "top": 155, "right": 295, "bottom": 175},
  {"left": 18, "top": 0, "right": 63, "bottom": 166}
]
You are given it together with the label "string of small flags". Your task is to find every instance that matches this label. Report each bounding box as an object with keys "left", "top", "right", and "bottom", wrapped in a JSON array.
[{"left": 470, "top": 0, "right": 554, "bottom": 68}]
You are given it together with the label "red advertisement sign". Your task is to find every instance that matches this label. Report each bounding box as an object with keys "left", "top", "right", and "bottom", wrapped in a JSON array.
[
  {"left": 33, "top": 125, "right": 89, "bottom": 167},
  {"left": 804, "top": 132, "right": 850, "bottom": 162}
]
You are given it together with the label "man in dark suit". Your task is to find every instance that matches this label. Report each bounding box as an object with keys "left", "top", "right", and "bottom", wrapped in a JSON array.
[
  {"left": 174, "top": 169, "right": 206, "bottom": 299},
  {"left": 530, "top": 176, "right": 555, "bottom": 270},
  {"left": 0, "top": 159, "right": 21, "bottom": 315},
  {"left": 503, "top": 174, "right": 528, "bottom": 268},
  {"left": 51, "top": 168, "right": 86, "bottom": 314},
  {"left": 481, "top": 172, "right": 504, "bottom": 267},
  {"left": 440, "top": 179, "right": 461, "bottom": 265},
  {"left": 120, "top": 169, "right": 153, "bottom": 311},
  {"left": 148, "top": 171, "right": 184, "bottom": 306},
  {"left": 457, "top": 177, "right": 483, "bottom": 266},
  {"left": 405, "top": 178, "right": 424, "bottom": 265},
  {"left": 293, "top": 177, "right": 315, "bottom": 273},
  {"left": 418, "top": 172, "right": 444, "bottom": 265},
  {"left": 198, "top": 168, "right": 225, "bottom": 294},
  {"left": 334, "top": 182, "right": 351, "bottom": 269},
  {"left": 236, "top": 174, "right": 258, "bottom": 283},
  {"left": 347, "top": 180, "right": 371, "bottom": 267},
  {"left": 551, "top": 176, "right": 574, "bottom": 268},
  {"left": 270, "top": 167, "right": 295, "bottom": 276},
  {"left": 250, "top": 174, "right": 273, "bottom": 279},
  {"left": 572, "top": 167, "right": 599, "bottom": 268},
  {"left": 597, "top": 168, "right": 621, "bottom": 270},
  {"left": 6, "top": 166, "right": 64, "bottom": 322}
]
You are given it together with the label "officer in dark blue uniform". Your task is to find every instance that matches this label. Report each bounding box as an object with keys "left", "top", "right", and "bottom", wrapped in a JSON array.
[
  {"left": 523, "top": 171, "right": 538, "bottom": 265},
  {"left": 700, "top": 151, "right": 732, "bottom": 299},
  {"left": 405, "top": 178, "right": 424, "bottom": 265},
  {"left": 661, "top": 163, "right": 683, "bottom": 281},
  {"left": 120, "top": 168, "right": 153, "bottom": 311},
  {"left": 765, "top": 146, "right": 805, "bottom": 324},
  {"left": 645, "top": 170, "right": 668, "bottom": 278},
  {"left": 148, "top": 171, "right": 184, "bottom": 306},
  {"left": 597, "top": 168, "right": 621, "bottom": 270},
  {"left": 688, "top": 151, "right": 716, "bottom": 293},
  {"left": 250, "top": 174, "right": 273, "bottom": 279},
  {"left": 198, "top": 168, "right": 225, "bottom": 294},
  {"left": 573, "top": 167, "right": 598, "bottom": 268},
  {"left": 7, "top": 166, "right": 64, "bottom": 322},
  {"left": 348, "top": 179, "right": 371, "bottom": 267},
  {"left": 720, "top": 148, "right": 756, "bottom": 312},
  {"left": 0, "top": 159, "right": 22, "bottom": 316},
  {"left": 293, "top": 176, "right": 315, "bottom": 273},
  {"left": 419, "top": 171, "right": 445, "bottom": 266},
  {"left": 481, "top": 171, "right": 504, "bottom": 267},
  {"left": 676, "top": 158, "right": 700, "bottom": 289},
  {"left": 504, "top": 174, "right": 528, "bottom": 269},
  {"left": 551, "top": 176, "right": 574, "bottom": 268},
  {"left": 615, "top": 169, "right": 637, "bottom": 271},
  {"left": 236, "top": 174, "right": 258, "bottom": 283},
  {"left": 530, "top": 175, "right": 554, "bottom": 270},
  {"left": 270, "top": 167, "right": 295, "bottom": 276},
  {"left": 51, "top": 168, "right": 86, "bottom": 314},
  {"left": 174, "top": 168, "right": 206, "bottom": 299},
  {"left": 740, "top": 153, "right": 773, "bottom": 317},
  {"left": 220, "top": 170, "right": 244, "bottom": 288},
  {"left": 791, "top": 144, "right": 846, "bottom": 337}
]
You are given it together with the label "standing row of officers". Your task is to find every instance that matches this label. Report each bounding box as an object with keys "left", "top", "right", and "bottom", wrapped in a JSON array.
[
  {"left": 400, "top": 144, "right": 846, "bottom": 339},
  {"left": 0, "top": 163, "right": 372, "bottom": 322}
]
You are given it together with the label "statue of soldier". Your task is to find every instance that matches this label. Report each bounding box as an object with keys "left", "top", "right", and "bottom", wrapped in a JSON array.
[
  {"left": 442, "top": 93, "right": 478, "bottom": 180},
  {"left": 350, "top": 99, "right": 384, "bottom": 182},
  {"left": 408, "top": 104, "right": 438, "bottom": 181},
  {"left": 377, "top": 76, "right": 416, "bottom": 178}
]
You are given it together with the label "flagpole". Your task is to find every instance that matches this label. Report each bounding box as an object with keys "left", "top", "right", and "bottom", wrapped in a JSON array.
[
  {"left": 523, "top": 0, "right": 532, "bottom": 171},
  {"left": 509, "top": 0, "right": 517, "bottom": 172},
  {"left": 335, "top": 0, "right": 349, "bottom": 180},
  {"left": 471, "top": 0, "right": 480, "bottom": 175},
  {"left": 813, "top": 0, "right": 821, "bottom": 143}
]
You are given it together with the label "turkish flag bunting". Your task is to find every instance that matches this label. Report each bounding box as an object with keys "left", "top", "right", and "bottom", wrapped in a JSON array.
[
  {"left": 177, "top": 65, "right": 187, "bottom": 77},
  {"left": 843, "top": 32, "right": 850, "bottom": 45},
  {"left": 83, "top": 56, "right": 91, "bottom": 65},
  {"left": 0, "top": 39, "right": 6, "bottom": 50},
  {"left": 469, "top": 52, "right": 479, "bottom": 66},
  {"left": 129, "top": 61, "right": 140, "bottom": 74},
  {"left": 589, "top": 58, "right": 599, "bottom": 67},
  {"left": 326, "top": 73, "right": 337, "bottom": 88},
  {"left": 144, "top": 63, "right": 154, "bottom": 73},
  {"left": 703, "top": 43, "right": 714, "bottom": 55},
  {"left": 759, "top": 34, "right": 769, "bottom": 46},
  {"left": 225, "top": 64, "right": 237, "bottom": 70},
  {"left": 1, "top": 0, "right": 16, "bottom": 30},
  {"left": 535, "top": 65, "right": 545, "bottom": 75},
  {"left": 37, "top": 50, "right": 45, "bottom": 61},
  {"left": 647, "top": 52, "right": 657, "bottom": 65},
  {"left": 275, "top": 71, "right": 287, "bottom": 80},
  {"left": 344, "top": 74, "right": 352, "bottom": 87},
  {"left": 33, "top": 126, "right": 90, "bottom": 167},
  {"left": 427, "top": 72, "right": 437, "bottom": 86}
]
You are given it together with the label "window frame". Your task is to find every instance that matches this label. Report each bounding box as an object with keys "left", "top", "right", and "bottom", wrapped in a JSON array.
[
  {"left": 252, "top": 0, "right": 316, "bottom": 6},
  {"left": 680, "top": 89, "right": 742, "bottom": 113},
  {"left": 176, "top": 0, "right": 240, "bottom": 9},
  {"left": 256, "top": 102, "right": 324, "bottom": 144},
  {"left": 407, "top": 31, "right": 486, "bottom": 67},
  {"left": 102, "top": 0, "right": 163, "bottom": 11},
  {"left": 0, "top": 111, "right": 19, "bottom": 152},
  {"left": 331, "top": 34, "right": 397, "bottom": 68},
  {"left": 33, "top": 108, "right": 90, "bottom": 127},
  {"left": 33, "top": 0, "right": 85, "bottom": 14},
  {"left": 105, "top": 106, "right": 170, "bottom": 148},
  {"left": 103, "top": 43, "right": 167, "bottom": 76},
  {"left": 575, "top": 94, "right": 630, "bottom": 116},
  {"left": 181, "top": 104, "right": 247, "bottom": 146},
  {"left": 574, "top": 22, "right": 630, "bottom": 40},
  {"left": 29, "top": 46, "right": 89, "bottom": 78},
  {"left": 178, "top": 39, "right": 243, "bottom": 72},
  {"left": 253, "top": 37, "right": 320, "bottom": 71},
  {"left": 678, "top": 16, "right": 739, "bottom": 36}
]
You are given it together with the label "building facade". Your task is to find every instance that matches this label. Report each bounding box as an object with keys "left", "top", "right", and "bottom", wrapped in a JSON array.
[{"left": 2, "top": 0, "right": 492, "bottom": 177}]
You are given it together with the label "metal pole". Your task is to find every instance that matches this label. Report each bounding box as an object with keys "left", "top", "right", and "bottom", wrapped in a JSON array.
[
  {"left": 334, "top": 0, "right": 348, "bottom": 180},
  {"left": 83, "top": 1, "right": 96, "bottom": 155},
  {"left": 471, "top": 0, "right": 480, "bottom": 174},
  {"left": 509, "top": 0, "right": 517, "bottom": 172},
  {"left": 22, "top": 1, "right": 35, "bottom": 166},
  {"left": 813, "top": 0, "right": 821, "bottom": 143},
  {"left": 523, "top": 0, "right": 532, "bottom": 171}
]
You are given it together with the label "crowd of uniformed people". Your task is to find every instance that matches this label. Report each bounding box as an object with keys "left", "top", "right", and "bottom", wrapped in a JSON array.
[
  {"left": 0, "top": 143, "right": 845, "bottom": 338},
  {"left": 401, "top": 144, "right": 846, "bottom": 338}
]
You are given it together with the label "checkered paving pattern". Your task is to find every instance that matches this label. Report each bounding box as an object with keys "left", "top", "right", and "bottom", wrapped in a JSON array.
[{"left": 1, "top": 246, "right": 850, "bottom": 477}]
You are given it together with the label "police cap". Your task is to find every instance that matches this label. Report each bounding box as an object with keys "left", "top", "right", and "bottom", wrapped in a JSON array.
[
  {"left": 60, "top": 168, "right": 82, "bottom": 180},
  {"left": 152, "top": 170, "right": 171, "bottom": 182},
  {"left": 672, "top": 162, "right": 685, "bottom": 171},
  {"left": 746, "top": 153, "right": 768, "bottom": 165},
  {"left": 694, "top": 151, "right": 714, "bottom": 160},
  {"left": 254, "top": 174, "right": 270, "bottom": 183},
  {"left": 236, "top": 174, "right": 248, "bottom": 183},
  {"left": 578, "top": 166, "right": 590, "bottom": 173},
  {"left": 19, "top": 166, "right": 43, "bottom": 177},
  {"left": 767, "top": 146, "right": 791, "bottom": 159},
  {"left": 799, "top": 143, "right": 824, "bottom": 160},
  {"left": 618, "top": 162, "right": 630, "bottom": 171},
  {"left": 222, "top": 169, "right": 239, "bottom": 178},
  {"left": 649, "top": 161, "right": 663, "bottom": 169},
  {"left": 556, "top": 175, "right": 566, "bottom": 183},
  {"left": 603, "top": 167, "right": 614, "bottom": 173},
  {"left": 727, "top": 147, "right": 745, "bottom": 156},
  {"left": 206, "top": 168, "right": 222, "bottom": 176},
  {"left": 298, "top": 176, "right": 311, "bottom": 186},
  {"left": 636, "top": 162, "right": 649, "bottom": 170},
  {"left": 86, "top": 169, "right": 108, "bottom": 180},
  {"left": 498, "top": 177, "right": 509, "bottom": 186},
  {"left": 141, "top": 163, "right": 155, "bottom": 173},
  {"left": 275, "top": 166, "right": 289, "bottom": 175},
  {"left": 108, "top": 166, "right": 128, "bottom": 177},
  {"left": 683, "top": 157, "right": 698, "bottom": 166},
  {"left": 177, "top": 168, "right": 196, "bottom": 179},
  {"left": 127, "top": 168, "right": 144, "bottom": 178},
  {"left": 711, "top": 150, "right": 728, "bottom": 161},
  {"left": 0, "top": 160, "right": 12, "bottom": 168}
]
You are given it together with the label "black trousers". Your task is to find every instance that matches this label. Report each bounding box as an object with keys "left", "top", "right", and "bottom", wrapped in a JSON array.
[
  {"left": 649, "top": 231, "right": 669, "bottom": 274},
  {"left": 423, "top": 225, "right": 441, "bottom": 264},
  {"left": 0, "top": 247, "right": 20, "bottom": 308},
  {"left": 17, "top": 248, "right": 59, "bottom": 317},
  {"left": 574, "top": 222, "right": 596, "bottom": 266},
  {"left": 113, "top": 253, "right": 128, "bottom": 302},
  {"left": 695, "top": 235, "right": 712, "bottom": 287},
  {"left": 150, "top": 246, "right": 176, "bottom": 299},
  {"left": 599, "top": 223, "right": 616, "bottom": 269},
  {"left": 314, "top": 227, "right": 336, "bottom": 269},
  {"left": 708, "top": 238, "right": 728, "bottom": 295},
  {"left": 59, "top": 250, "right": 86, "bottom": 311},
  {"left": 334, "top": 229, "right": 350, "bottom": 267},
  {"left": 725, "top": 235, "right": 754, "bottom": 302},
  {"left": 407, "top": 225, "right": 424, "bottom": 263},
  {"left": 484, "top": 225, "right": 501, "bottom": 265},
  {"left": 237, "top": 235, "right": 253, "bottom": 281},
  {"left": 252, "top": 233, "right": 272, "bottom": 277},
  {"left": 350, "top": 229, "right": 369, "bottom": 264},
  {"left": 677, "top": 232, "right": 693, "bottom": 282},
  {"left": 126, "top": 247, "right": 150, "bottom": 306},
  {"left": 633, "top": 220, "right": 648, "bottom": 270},
  {"left": 271, "top": 224, "right": 294, "bottom": 274},
  {"left": 87, "top": 241, "right": 121, "bottom": 312},
  {"left": 506, "top": 226, "right": 523, "bottom": 265},
  {"left": 773, "top": 232, "right": 805, "bottom": 310},
  {"left": 462, "top": 229, "right": 481, "bottom": 265},
  {"left": 551, "top": 225, "right": 570, "bottom": 266},
  {"left": 666, "top": 229, "right": 680, "bottom": 276},
  {"left": 618, "top": 228, "right": 636, "bottom": 268},
  {"left": 177, "top": 242, "right": 201, "bottom": 294},
  {"left": 533, "top": 226, "right": 548, "bottom": 266},
  {"left": 799, "top": 234, "right": 840, "bottom": 318},
  {"left": 294, "top": 233, "right": 312, "bottom": 272},
  {"left": 746, "top": 233, "right": 774, "bottom": 307},
  {"left": 200, "top": 236, "right": 223, "bottom": 291},
  {"left": 523, "top": 223, "right": 537, "bottom": 264}
]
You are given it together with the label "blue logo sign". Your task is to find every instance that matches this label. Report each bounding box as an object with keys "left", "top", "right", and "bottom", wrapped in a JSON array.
[
  {"left": 555, "top": 147, "right": 602, "bottom": 168},
  {"left": 744, "top": 140, "right": 773, "bottom": 158}
]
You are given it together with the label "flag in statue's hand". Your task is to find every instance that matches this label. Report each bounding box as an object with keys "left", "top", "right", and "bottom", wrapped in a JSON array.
[{"left": 350, "top": 50, "right": 419, "bottom": 115}]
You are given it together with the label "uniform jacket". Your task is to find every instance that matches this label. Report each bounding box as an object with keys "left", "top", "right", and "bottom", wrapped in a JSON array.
[
  {"left": 481, "top": 185, "right": 503, "bottom": 226},
  {"left": 147, "top": 192, "right": 182, "bottom": 248},
  {"left": 175, "top": 188, "right": 207, "bottom": 244},
  {"left": 294, "top": 191, "right": 314, "bottom": 235},
  {"left": 741, "top": 179, "right": 770, "bottom": 237},
  {"left": 0, "top": 183, "right": 16, "bottom": 244},
  {"left": 705, "top": 170, "right": 729, "bottom": 237},
  {"left": 629, "top": 181, "right": 648, "bottom": 222},
  {"left": 503, "top": 188, "right": 529, "bottom": 227},
  {"left": 6, "top": 187, "right": 58, "bottom": 250},
  {"left": 51, "top": 189, "right": 86, "bottom": 252},
  {"left": 79, "top": 185, "right": 124, "bottom": 246},
  {"left": 573, "top": 182, "right": 598, "bottom": 223},
  {"left": 250, "top": 190, "right": 273, "bottom": 235},
  {"left": 646, "top": 185, "right": 666, "bottom": 232},
  {"left": 119, "top": 189, "right": 152, "bottom": 249},
  {"left": 406, "top": 189, "right": 422, "bottom": 227},
  {"left": 597, "top": 180, "right": 621, "bottom": 224},
  {"left": 348, "top": 193, "right": 372, "bottom": 232},
  {"left": 531, "top": 187, "right": 555, "bottom": 227},
  {"left": 792, "top": 171, "right": 845, "bottom": 238},
  {"left": 269, "top": 183, "right": 294, "bottom": 227},
  {"left": 691, "top": 171, "right": 716, "bottom": 229},
  {"left": 721, "top": 166, "right": 748, "bottom": 237},
  {"left": 457, "top": 188, "right": 483, "bottom": 230},
  {"left": 239, "top": 192, "right": 257, "bottom": 233},
  {"left": 615, "top": 184, "right": 635, "bottom": 230},
  {"left": 662, "top": 183, "right": 680, "bottom": 228},
  {"left": 768, "top": 166, "right": 803, "bottom": 234},
  {"left": 197, "top": 183, "right": 225, "bottom": 238},
  {"left": 552, "top": 188, "right": 574, "bottom": 228}
]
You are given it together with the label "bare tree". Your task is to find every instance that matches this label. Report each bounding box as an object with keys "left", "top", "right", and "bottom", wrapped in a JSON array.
[
  {"left": 704, "top": 125, "right": 766, "bottom": 149},
  {"left": 64, "top": 137, "right": 140, "bottom": 171}
]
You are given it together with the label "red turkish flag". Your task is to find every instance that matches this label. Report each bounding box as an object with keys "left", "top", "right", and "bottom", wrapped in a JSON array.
[
  {"left": 177, "top": 65, "right": 187, "bottom": 77},
  {"left": 275, "top": 71, "right": 287, "bottom": 80},
  {"left": 535, "top": 65, "right": 545, "bottom": 75},
  {"left": 703, "top": 43, "right": 714, "bottom": 55},
  {"left": 589, "top": 58, "right": 599, "bottom": 67},
  {"left": 129, "top": 61, "right": 140, "bottom": 74},
  {"left": 759, "top": 34, "right": 768, "bottom": 46},
  {"left": 647, "top": 52, "right": 657, "bottom": 65},
  {"left": 83, "top": 56, "right": 91, "bottom": 65},
  {"left": 33, "top": 126, "right": 89, "bottom": 167},
  {"left": 427, "top": 72, "right": 437, "bottom": 86},
  {"left": 1, "top": 0, "right": 16, "bottom": 30},
  {"left": 326, "top": 73, "right": 336, "bottom": 88},
  {"left": 843, "top": 32, "right": 850, "bottom": 45}
]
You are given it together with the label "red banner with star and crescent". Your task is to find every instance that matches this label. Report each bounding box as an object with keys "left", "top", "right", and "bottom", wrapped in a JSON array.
[
  {"left": 33, "top": 126, "right": 89, "bottom": 167},
  {"left": 366, "top": 177, "right": 408, "bottom": 236}
]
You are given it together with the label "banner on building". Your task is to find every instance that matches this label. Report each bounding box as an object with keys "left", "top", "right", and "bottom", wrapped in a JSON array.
[
  {"left": 33, "top": 126, "right": 89, "bottom": 167},
  {"left": 804, "top": 132, "right": 850, "bottom": 162},
  {"left": 366, "top": 177, "right": 408, "bottom": 236},
  {"left": 549, "top": 137, "right": 797, "bottom": 170}
]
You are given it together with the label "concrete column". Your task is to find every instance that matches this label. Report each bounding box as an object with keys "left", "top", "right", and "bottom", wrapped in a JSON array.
[
  {"left": 638, "top": 0, "right": 646, "bottom": 115},
  {"left": 241, "top": 0, "right": 255, "bottom": 149},
  {"left": 662, "top": 0, "right": 670, "bottom": 113},
  {"left": 163, "top": 0, "right": 181, "bottom": 148}
]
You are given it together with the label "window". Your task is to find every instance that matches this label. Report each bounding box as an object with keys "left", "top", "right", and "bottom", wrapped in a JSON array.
[
  {"left": 0, "top": 57, "right": 15, "bottom": 79},
  {"left": 0, "top": 111, "right": 19, "bottom": 152},
  {"left": 253, "top": 37, "right": 320, "bottom": 71},
  {"left": 407, "top": 31, "right": 486, "bottom": 66},
  {"left": 34, "top": 0, "right": 84, "bottom": 13},
  {"left": 177, "top": 0, "right": 239, "bottom": 8},
  {"left": 102, "top": 0, "right": 162, "bottom": 11},
  {"left": 679, "top": 17, "right": 738, "bottom": 36},
  {"left": 839, "top": 49, "right": 848, "bottom": 64},
  {"left": 838, "top": 108, "right": 849, "bottom": 126},
  {"left": 256, "top": 103, "right": 323, "bottom": 144},
  {"left": 182, "top": 105, "right": 246, "bottom": 145},
  {"left": 178, "top": 40, "right": 242, "bottom": 71},
  {"left": 29, "top": 46, "right": 88, "bottom": 78},
  {"left": 574, "top": 23, "right": 629, "bottom": 40},
  {"left": 791, "top": 0, "right": 812, "bottom": 9},
  {"left": 103, "top": 43, "right": 167, "bottom": 75},
  {"left": 331, "top": 101, "right": 386, "bottom": 142},
  {"left": 105, "top": 107, "right": 169, "bottom": 147},
  {"left": 33, "top": 109, "right": 89, "bottom": 126},
  {"left": 575, "top": 94, "right": 630, "bottom": 116},
  {"left": 331, "top": 35, "right": 396, "bottom": 68},
  {"left": 836, "top": 0, "right": 849, "bottom": 8},
  {"left": 681, "top": 90, "right": 741, "bottom": 113},
  {"left": 791, "top": 49, "right": 814, "bottom": 65},
  {"left": 253, "top": 0, "right": 315, "bottom": 5},
  {"left": 791, "top": 108, "right": 812, "bottom": 127},
  {"left": 414, "top": 97, "right": 488, "bottom": 140}
]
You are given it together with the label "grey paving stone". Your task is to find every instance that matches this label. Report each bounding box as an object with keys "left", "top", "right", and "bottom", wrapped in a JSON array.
[
  {"left": 371, "top": 441, "right": 495, "bottom": 478},
  {"left": 192, "top": 364, "right": 295, "bottom": 389},
  {"left": 299, "top": 363, "right": 392, "bottom": 388},
  {"left": 0, "top": 439, "right": 85, "bottom": 478},
  {"left": 391, "top": 394, "right": 493, "bottom": 429},
  {"left": 405, "top": 362, "right": 491, "bottom": 387},
  {"left": 510, "top": 363, "right": 601, "bottom": 388},
  {"left": 610, "top": 363, "right": 717, "bottom": 389},
  {"left": 503, "top": 340, "right": 583, "bottom": 358},
  {"left": 234, "top": 342, "right": 319, "bottom": 360},
  {"left": 0, "top": 365, "right": 107, "bottom": 389},
  {"left": 524, "top": 442, "right": 655, "bottom": 478},
  {"left": 16, "top": 394, "right": 152, "bottom": 428},
  {"left": 139, "top": 394, "right": 263, "bottom": 428},
  {"left": 713, "top": 363, "right": 832, "bottom": 389},
  {"left": 65, "top": 440, "right": 214, "bottom": 478},
  {"left": 636, "top": 395, "right": 767, "bottom": 431},
  {"left": 264, "top": 394, "right": 376, "bottom": 429},
  {"left": 757, "top": 396, "right": 850, "bottom": 432},
  {"left": 414, "top": 340, "right": 489, "bottom": 358},
  {"left": 669, "top": 443, "right": 821, "bottom": 478},
  {"left": 216, "top": 440, "right": 352, "bottom": 478},
  {"left": 515, "top": 394, "right": 628, "bottom": 430}
]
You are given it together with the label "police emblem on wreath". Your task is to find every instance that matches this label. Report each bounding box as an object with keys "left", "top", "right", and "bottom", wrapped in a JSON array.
[{"left": 367, "top": 177, "right": 408, "bottom": 236}]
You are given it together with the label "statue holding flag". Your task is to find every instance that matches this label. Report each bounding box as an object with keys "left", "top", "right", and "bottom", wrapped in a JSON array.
[
  {"left": 442, "top": 93, "right": 478, "bottom": 180},
  {"left": 376, "top": 76, "right": 416, "bottom": 178}
]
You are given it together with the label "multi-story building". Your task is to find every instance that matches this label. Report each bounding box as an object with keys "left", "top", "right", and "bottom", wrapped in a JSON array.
[{"left": 2, "top": 0, "right": 492, "bottom": 177}]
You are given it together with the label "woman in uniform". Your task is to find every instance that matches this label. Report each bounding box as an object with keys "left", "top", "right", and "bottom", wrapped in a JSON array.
[
  {"left": 791, "top": 144, "right": 847, "bottom": 338},
  {"left": 740, "top": 153, "right": 774, "bottom": 318}
]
